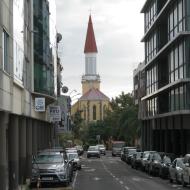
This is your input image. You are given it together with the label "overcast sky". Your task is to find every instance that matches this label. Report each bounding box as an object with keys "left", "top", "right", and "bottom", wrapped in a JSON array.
[{"left": 55, "top": 0, "right": 145, "bottom": 100}]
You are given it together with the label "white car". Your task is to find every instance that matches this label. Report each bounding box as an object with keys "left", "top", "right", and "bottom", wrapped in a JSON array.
[
  {"left": 169, "top": 158, "right": 184, "bottom": 184},
  {"left": 97, "top": 144, "right": 106, "bottom": 155},
  {"left": 182, "top": 154, "right": 190, "bottom": 187},
  {"left": 67, "top": 152, "right": 81, "bottom": 170},
  {"left": 87, "top": 146, "right": 100, "bottom": 158}
]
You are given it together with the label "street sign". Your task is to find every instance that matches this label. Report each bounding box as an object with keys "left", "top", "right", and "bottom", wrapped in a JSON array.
[
  {"left": 35, "top": 98, "right": 45, "bottom": 112},
  {"left": 49, "top": 106, "right": 61, "bottom": 122}
]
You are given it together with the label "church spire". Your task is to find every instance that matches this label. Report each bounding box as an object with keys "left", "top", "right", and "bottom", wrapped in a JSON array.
[{"left": 84, "top": 15, "right": 98, "bottom": 53}]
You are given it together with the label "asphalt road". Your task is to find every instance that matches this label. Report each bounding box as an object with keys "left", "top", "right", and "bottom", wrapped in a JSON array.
[
  {"left": 31, "top": 151, "right": 189, "bottom": 190},
  {"left": 73, "top": 151, "right": 189, "bottom": 190}
]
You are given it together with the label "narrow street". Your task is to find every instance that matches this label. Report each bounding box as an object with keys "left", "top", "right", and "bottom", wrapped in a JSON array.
[
  {"left": 73, "top": 151, "right": 188, "bottom": 190},
  {"left": 32, "top": 151, "right": 189, "bottom": 190}
]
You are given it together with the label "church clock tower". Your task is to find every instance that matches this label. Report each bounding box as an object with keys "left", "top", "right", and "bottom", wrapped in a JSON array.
[{"left": 82, "top": 15, "right": 100, "bottom": 95}]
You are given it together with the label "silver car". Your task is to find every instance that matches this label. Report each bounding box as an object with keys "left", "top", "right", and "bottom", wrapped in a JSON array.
[
  {"left": 87, "top": 146, "right": 100, "bottom": 158},
  {"left": 169, "top": 158, "right": 184, "bottom": 184},
  {"left": 31, "top": 151, "right": 71, "bottom": 186}
]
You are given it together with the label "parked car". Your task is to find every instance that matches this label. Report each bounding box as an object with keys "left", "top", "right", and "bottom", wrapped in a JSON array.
[
  {"left": 181, "top": 154, "right": 190, "bottom": 187},
  {"left": 143, "top": 151, "right": 157, "bottom": 173},
  {"left": 66, "top": 147, "right": 78, "bottom": 154},
  {"left": 97, "top": 144, "right": 106, "bottom": 155},
  {"left": 148, "top": 152, "right": 162, "bottom": 176},
  {"left": 112, "top": 141, "right": 125, "bottom": 157},
  {"left": 31, "top": 151, "right": 72, "bottom": 187},
  {"left": 131, "top": 152, "right": 143, "bottom": 169},
  {"left": 169, "top": 158, "right": 184, "bottom": 184},
  {"left": 87, "top": 146, "right": 100, "bottom": 158},
  {"left": 67, "top": 152, "right": 81, "bottom": 170},
  {"left": 125, "top": 149, "right": 137, "bottom": 164},
  {"left": 158, "top": 155, "right": 172, "bottom": 178},
  {"left": 121, "top": 147, "right": 127, "bottom": 161},
  {"left": 75, "top": 145, "right": 84, "bottom": 155}
]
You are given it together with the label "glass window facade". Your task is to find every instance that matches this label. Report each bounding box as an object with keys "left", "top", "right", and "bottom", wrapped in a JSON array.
[
  {"left": 2, "top": 30, "right": 9, "bottom": 73},
  {"left": 33, "top": 0, "right": 57, "bottom": 96},
  {"left": 146, "top": 97, "right": 158, "bottom": 117},
  {"left": 145, "top": 31, "right": 158, "bottom": 62},
  {"left": 169, "top": 40, "right": 186, "bottom": 83},
  {"left": 145, "top": 0, "right": 157, "bottom": 33},
  {"left": 169, "top": 84, "right": 187, "bottom": 111},
  {"left": 168, "top": 0, "right": 185, "bottom": 40},
  {"left": 146, "top": 64, "right": 158, "bottom": 95}
]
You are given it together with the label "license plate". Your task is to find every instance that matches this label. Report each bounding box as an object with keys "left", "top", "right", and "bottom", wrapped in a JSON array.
[{"left": 41, "top": 177, "right": 53, "bottom": 181}]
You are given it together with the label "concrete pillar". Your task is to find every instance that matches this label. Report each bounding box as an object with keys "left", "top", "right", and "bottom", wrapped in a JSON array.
[
  {"left": 0, "top": 112, "right": 9, "bottom": 190},
  {"left": 19, "top": 117, "right": 26, "bottom": 184},
  {"left": 26, "top": 118, "right": 32, "bottom": 178},
  {"left": 9, "top": 115, "right": 19, "bottom": 190},
  {"left": 32, "top": 120, "right": 38, "bottom": 155}
]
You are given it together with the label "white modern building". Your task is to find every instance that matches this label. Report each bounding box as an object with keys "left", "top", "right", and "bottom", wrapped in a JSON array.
[{"left": 0, "top": 0, "right": 62, "bottom": 189}]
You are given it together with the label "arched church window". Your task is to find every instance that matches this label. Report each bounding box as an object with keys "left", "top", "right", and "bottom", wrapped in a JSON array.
[
  {"left": 93, "top": 105, "right": 96, "bottom": 120},
  {"left": 103, "top": 105, "right": 107, "bottom": 119},
  {"left": 83, "top": 106, "right": 86, "bottom": 120}
]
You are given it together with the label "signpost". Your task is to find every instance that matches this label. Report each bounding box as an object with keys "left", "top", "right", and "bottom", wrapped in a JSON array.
[
  {"left": 49, "top": 106, "right": 61, "bottom": 122},
  {"left": 35, "top": 98, "right": 45, "bottom": 112}
]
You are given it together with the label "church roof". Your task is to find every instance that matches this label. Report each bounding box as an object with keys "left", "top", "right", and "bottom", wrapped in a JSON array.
[
  {"left": 84, "top": 15, "right": 98, "bottom": 53},
  {"left": 79, "top": 88, "right": 109, "bottom": 101}
]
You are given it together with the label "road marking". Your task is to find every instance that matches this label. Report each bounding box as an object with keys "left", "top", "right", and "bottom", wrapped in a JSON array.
[
  {"left": 119, "top": 181, "right": 124, "bottom": 185},
  {"left": 93, "top": 177, "right": 101, "bottom": 181},
  {"left": 125, "top": 186, "right": 130, "bottom": 190},
  {"left": 72, "top": 170, "right": 78, "bottom": 189}
]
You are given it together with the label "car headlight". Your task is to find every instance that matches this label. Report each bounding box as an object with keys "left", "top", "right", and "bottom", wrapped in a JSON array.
[{"left": 32, "top": 168, "right": 39, "bottom": 175}]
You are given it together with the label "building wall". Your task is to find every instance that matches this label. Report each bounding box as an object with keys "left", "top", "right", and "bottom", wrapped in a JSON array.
[
  {"left": 71, "top": 99, "right": 110, "bottom": 123},
  {"left": 0, "top": 0, "right": 60, "bottom": 189},
  {"left": 139, "top": 0, "right": 190, "bottom": 155},
  {"left": 82, "top": 80, "right": 100, "bottom": 95}
]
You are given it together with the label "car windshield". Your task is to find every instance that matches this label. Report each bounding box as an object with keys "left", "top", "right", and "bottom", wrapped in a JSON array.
[
  {"left": 89, "top": 146, "right": 98, "bottom": 151},
  {"left": 98, "top": 145, "right": 105, "bottom": 148},
  {"left": 128, "top": 149, "right": 136, "bottom": 154},
  {"left": 177, "top": 159, "right": 184, "bottom": 168},
  {"left": 35, "top": 154, "right": 63, "bottom": 164},
  {"left": 112, "top": 143, "right": 125, "bottom": 148},
  {"left": 154, "top": 153, "right": 162, "bottom": 161},
  {"left": 136, "top": 152, "right": 142, "bottom": 159},
  {"left": 68, "top": 153, "right": 79, "bottom": 160},
  {"left": 163, "top": 156, "right": 171, "bottom": 164}
]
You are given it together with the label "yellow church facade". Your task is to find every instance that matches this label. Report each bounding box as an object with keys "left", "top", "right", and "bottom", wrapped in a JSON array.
[{"left": 71, "top": 15, "right": 110, "bottom": 123}]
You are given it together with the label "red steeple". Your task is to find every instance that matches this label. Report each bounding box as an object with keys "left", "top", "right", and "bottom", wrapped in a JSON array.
[{"left": 84, "top": 15, "right": 98, "bottom": 53}]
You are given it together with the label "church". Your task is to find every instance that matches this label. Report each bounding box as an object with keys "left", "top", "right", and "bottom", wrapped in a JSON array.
[{"left": 71, "top": 15, "right": 110, "bottom": 123}]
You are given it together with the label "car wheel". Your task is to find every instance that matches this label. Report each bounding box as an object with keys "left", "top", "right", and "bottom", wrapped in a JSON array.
[
  {"left": 169, "top": 177, "right": 173, "bottom": 183},
  {"left": 182, "top": 176, "right": 187, "bottom": 187}
]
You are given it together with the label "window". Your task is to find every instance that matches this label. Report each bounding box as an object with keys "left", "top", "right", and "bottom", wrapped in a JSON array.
[
  {"left": 146, "top": 64, "right": 158, "bottom": 95},
  {"left": 145, "top": 0, "right": 157, "bottom": 32},
  {"left": 169, "top": 40, "right": 186, "bottom": 83},
  {"left": 169, "top": 85, "right": 186, "bottom": 111},
  {"left": 168, "top": 0, "right": 184, "bottom": 40},
  {"left": 93, "top": 105, "right": 96, "bottom": 120},
  {"left": 2, "top": 30, "right": 9, "bottom": 73}
]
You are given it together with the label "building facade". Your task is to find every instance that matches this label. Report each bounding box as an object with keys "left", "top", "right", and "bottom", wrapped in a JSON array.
[
  {"left": 71, "top": 15, "right": 110, "bottom": 123},
  {"left": 137, "top": 0, "right": 190, "bottom": 155},
  {"left": 0, "top": 0, "right": 61, "bottom": 189}
]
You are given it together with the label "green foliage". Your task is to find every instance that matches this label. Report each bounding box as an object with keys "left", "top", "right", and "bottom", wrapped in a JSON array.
[{"left": 70, "top": 92, "right": 139, "bottom": 147}]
